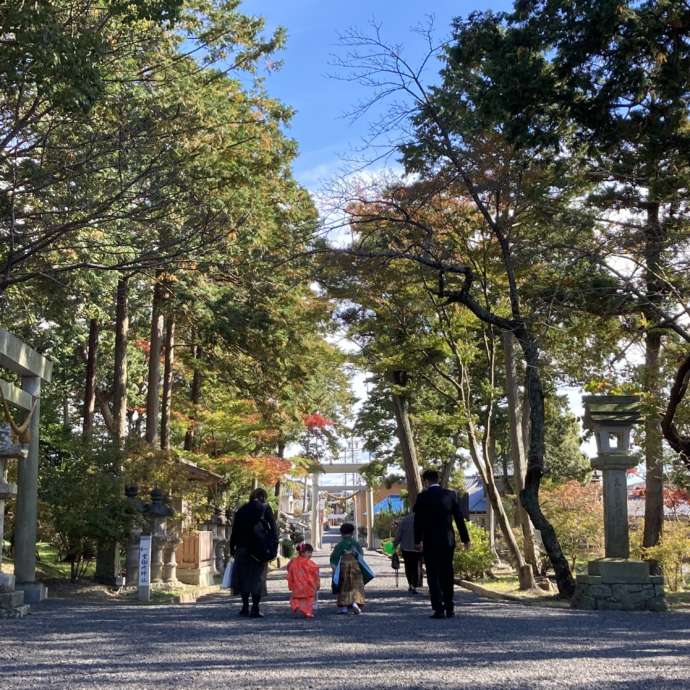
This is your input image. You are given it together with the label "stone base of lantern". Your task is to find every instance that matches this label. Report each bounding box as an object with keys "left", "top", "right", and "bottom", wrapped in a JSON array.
[
  {"left": 571, "top": 559, "right": 667, "bottom": 611},
  {"left": 16, "top": 581, "right": 48, "bottom": 604},
  {"left": 0, "top": 576, "right": 29, "bottom": 618}
]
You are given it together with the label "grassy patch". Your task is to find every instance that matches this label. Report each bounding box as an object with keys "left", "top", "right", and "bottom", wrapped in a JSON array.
[
  {"left": 2, "top": 542, "right": 96, "bottom": 581},
  {"left": 465, "top": 574, "right": 566, "bottom": 606},
  {"left": 667, "top": 587, "right": 690, "bottom": 608},
  {"left": 476, "top": 575, "right": 521, "bottom": 593}
]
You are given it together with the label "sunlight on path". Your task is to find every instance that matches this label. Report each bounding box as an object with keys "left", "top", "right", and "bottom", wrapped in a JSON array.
[{"left": 1, "top": 546, "right": 689, "bottom": 690}]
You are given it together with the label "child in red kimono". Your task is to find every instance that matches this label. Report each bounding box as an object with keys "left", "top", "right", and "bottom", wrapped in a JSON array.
[{"left": 287, "top": 543, "right": 320, "bottom": 618}]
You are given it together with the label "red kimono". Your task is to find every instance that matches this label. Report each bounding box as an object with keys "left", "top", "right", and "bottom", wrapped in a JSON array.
[{"left": 287, "top": 555, "right": 320, "bottom": 617}]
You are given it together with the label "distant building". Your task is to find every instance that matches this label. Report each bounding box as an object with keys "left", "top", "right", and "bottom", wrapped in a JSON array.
[
  {"left": 352, "top": 482, "right": 407, "bottom": 527},
  {"left": 627, "top": 480, "right": 690, "bottom": 521}
]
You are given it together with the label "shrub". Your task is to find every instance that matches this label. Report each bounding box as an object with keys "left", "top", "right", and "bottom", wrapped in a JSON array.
[
  {"left": 453, "top": 522, "right": 495, "bottom": 580},
  {"left": 642, "top": 521, "right": 690, "bottom": 592},
  {"left": 540, "top": 480, "right": 604, "bottom": 571},
  {"left": 373, "top": 511, "right": 404, "bottom": 539},
  {"left": 39, "top": 440, "right": 136, "bottom": 582},
  {"left": 280, "top": 538, "right": 295, "bottom": 558}
]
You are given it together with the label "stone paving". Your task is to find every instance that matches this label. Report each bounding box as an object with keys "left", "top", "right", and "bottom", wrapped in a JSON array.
[{"left": 1, "top": 543, "right": 690, "bottom": 689}]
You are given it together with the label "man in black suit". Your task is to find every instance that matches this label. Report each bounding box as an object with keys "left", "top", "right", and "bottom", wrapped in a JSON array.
[{"left": 414, "top": 468, "right": 470, "bottom": 619}]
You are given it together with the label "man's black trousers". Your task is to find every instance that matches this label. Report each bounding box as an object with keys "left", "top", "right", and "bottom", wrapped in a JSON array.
[
  {"left": 423, "top": 546, "right": 455, "bottom": 613},
  {"left": 402, "top": 550, "right": 423, "bottom": 589}
]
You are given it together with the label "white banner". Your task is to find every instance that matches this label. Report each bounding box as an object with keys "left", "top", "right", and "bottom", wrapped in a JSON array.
[{"left": 138, "top": 535, "right": 152, "bottom": 588}]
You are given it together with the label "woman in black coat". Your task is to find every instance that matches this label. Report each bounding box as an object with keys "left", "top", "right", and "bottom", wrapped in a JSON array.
[{"left": 229, "top": 488, "right": 278, "bottom": 618}]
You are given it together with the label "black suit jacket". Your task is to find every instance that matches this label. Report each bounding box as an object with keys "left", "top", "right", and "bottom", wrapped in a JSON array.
[{"left": 413, "top": 485, "right": 470, "bottom": 550}]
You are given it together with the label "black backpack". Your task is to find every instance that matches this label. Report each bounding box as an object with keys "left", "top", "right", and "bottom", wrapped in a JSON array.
[{"left": 250, "top": 505, "right": 278, "bottom": 563}]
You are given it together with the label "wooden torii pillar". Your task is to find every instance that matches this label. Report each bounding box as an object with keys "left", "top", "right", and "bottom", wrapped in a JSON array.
[{"left": 0, "top": 330, "right": 53, "bottom": 604}]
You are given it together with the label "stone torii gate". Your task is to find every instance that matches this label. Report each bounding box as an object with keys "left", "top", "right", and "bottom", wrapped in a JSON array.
[
  {"left": 310, "top": 463, "right": 374, "bottom": 550},
  {"left": 0, "top": 330, "right": 52, "bottom": 613}
]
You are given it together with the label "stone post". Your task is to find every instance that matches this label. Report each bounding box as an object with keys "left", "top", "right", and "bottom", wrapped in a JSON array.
[
  {"left": 593, "top": 454, "right": 635, "bottom": 558},
  {"left": 366, "top": 487, "right": 374, "bottom": 550},
  {"left": 125, "top": 485, "right": 143, "bottom": 587},
  {"left": 14, "top": 376, "right": 45, "bottom": 603},
  {"left": 310, "top": 473, "right": 320, "bottom": 550}
]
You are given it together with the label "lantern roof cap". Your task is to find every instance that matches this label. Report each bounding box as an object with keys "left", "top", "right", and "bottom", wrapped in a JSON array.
[{"left": 582, "top": 395, "right": 642, "bottom": 430}]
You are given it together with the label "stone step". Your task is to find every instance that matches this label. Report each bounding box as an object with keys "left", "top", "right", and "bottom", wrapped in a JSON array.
[
  {"left": 0, "top": 590, "right": 24, "bottom": 608},
  {"left": 0, "top": 572, "right": 16, "bottom": 593},
  {"left": 0, "top": 604, "right": 30, "bottom": 619},
  {"left": 489, "top": 565, "right": 515, "bottom": 576},
  {"left": 0, "top": 479, "right": 17, "bottom": 499}
]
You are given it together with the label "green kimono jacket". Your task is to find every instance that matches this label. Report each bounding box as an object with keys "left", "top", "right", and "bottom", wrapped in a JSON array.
[{"left": 329, "top": 536, "right": 363, "bottom": 568}]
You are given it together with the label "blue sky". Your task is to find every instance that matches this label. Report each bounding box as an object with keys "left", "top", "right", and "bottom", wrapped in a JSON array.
[
  {"left": 239, "top": 1, "right": 514, "bottom": 189},
  {"left": 234, "top": 2, "right": 606, "bottom": 472}
]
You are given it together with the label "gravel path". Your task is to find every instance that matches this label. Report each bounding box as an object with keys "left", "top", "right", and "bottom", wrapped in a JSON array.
[{"left": 2, "top": 544, "right": 690, "bottom": 690}]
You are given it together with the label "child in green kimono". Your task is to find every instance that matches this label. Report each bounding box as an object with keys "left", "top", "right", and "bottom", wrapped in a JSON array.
[{"left": 330, "top": 523, "right": 371, "bottom": 614}]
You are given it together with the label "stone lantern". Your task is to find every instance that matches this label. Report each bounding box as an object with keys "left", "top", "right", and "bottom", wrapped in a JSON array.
[
  {"left": 0, "top": 423, "right": 29, "bottom": 617},
  {"left": 571, "top": 395, "right": 666, "bottom": 611},
  {"left": 144, "top": 487, "right": 174, "bottom": 584},
  {"left": 583, "top": 395, "right": 640, "bottom": 558},
  {"left": 124, "top": 485, "right": 144, "bottom": 587}
]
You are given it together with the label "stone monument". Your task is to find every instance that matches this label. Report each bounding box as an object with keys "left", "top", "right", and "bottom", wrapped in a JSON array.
[{"left": 571, "top": 395, "right": 667, "bottom": 611}]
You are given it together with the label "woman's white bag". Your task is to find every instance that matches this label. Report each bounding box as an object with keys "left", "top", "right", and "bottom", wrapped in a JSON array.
[{"left": 221, "top": 558, "right": 234, "bottom": 589}]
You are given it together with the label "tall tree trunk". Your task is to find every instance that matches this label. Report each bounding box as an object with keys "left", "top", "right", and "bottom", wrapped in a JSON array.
[
  {"left": 113, "top": 276, "right": 129, "bottom": 445},
  {"left": 97, "top": 278, "right": 127, "bottom": 584},
  {"left": 643, "top": 201, "right": 664, "bottom": 565},
  {"left": 275, "top": 440, "right": 286, "bottom": 498},
  {"left": 466, "top": 420, "right": 536, "bottom": 590},
  {"left": 146, "top": 277, "right": 165, "bottom": 445},
  {"left": 160, "top": 313, "right": 175, "bottom": 450},
  {"left": 440, "top": 458, "right": 454, "bottom": 488},
  {"left": 643, "top": 329, "right": 664, "bottom": 560},
  {"left": 82, "top": 318, "right": 99, "bottom": 441},
  {"left": 502, "top": 331, "right": 539, "bottom": 573},
  {"left": 183, "top": 343, "right": 203, "bottom": 451},
  {"left": 515, "top": 329, "right": 575, "bottom": 596},
  {"left": 389, "top": 370, "right": 423, "bottom": 505}
]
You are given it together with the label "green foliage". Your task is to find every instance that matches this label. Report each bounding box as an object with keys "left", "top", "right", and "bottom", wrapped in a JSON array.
[
  {"left": 280, "top": 538, "right": 295, "bottom": 559},
  {"left": 453, "top": 522, "right": 495, "bottom": 581},
  {"left": 373, "top": 511, "right": 405, "bottom": 540},
  {"left": 544, "top": 396, "right": 591, "bottom": 483},
  {"left": 638, "top": 521, "right": 690, "bottom": 592},
  {"left": 0, "top": 0, "right": 351, "bottom": 549},
  {"left": 38, "top": 438, "right": 136, "bottom": 582}
]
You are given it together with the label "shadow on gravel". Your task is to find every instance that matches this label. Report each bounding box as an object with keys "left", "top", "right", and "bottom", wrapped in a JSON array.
[{"left": 3, "top": 551, "right": 690, "bottom": 690}]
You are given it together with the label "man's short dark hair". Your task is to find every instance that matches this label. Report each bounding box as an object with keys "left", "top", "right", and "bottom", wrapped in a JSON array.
[
  {"left": 250, "top": 488, "right": 268, "bottom": 502},
  {"left": 421, "top": 468, "right": 439, "bottom": 484},
  {"left": 340, "top": 522, "right": 355, "bottom": 536}
]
